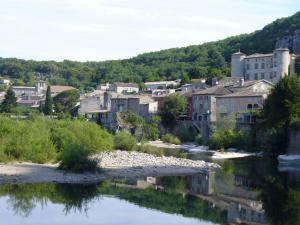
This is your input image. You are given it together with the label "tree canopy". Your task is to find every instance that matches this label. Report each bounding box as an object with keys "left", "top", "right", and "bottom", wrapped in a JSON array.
[
  {"left": 0, "top": 87, "right": 17, "bottom": 113},
  {"left": 262, "top": 76, "right": 300, "bottom": 152},
  {"left": 53, "top": 89, "right": 80, "bottom": 114},
  {"left": 161, "top": 94, "right": 187, "bottom": 128}
]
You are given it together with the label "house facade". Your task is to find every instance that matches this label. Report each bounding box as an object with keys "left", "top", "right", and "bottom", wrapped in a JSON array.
[
  {"left": 231, "top": 48, "right": 297, "bottom": 83},
  {"left": 110, "top": 82, "right": 139, "bottom": 94},
  {"left": 192, "top": 86, "right": 232, "bottom": 137}
]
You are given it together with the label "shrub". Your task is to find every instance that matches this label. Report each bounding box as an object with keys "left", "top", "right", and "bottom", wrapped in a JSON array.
[
  {"left": 0, "top": 116, "right": 113, "bottom": 169},
  {"left": 143, "top": 116, "right": 161, "bottom": 141},
  {"left": 58, "top": 144, "right": 98, "bottom": 173},
  {"left": 208, "top": 129, "right": 246, "bottom": 150},
  {"left": 178, "top": 125, "right": 196, "bottom": 142},
  {"left": 114, "top": 131, "right": 137, "bottom": 151},
  {"left": 162, "top": 133, "right": 181, "bottom": 145}
]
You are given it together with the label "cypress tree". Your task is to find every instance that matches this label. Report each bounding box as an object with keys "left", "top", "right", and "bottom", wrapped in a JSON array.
[
  {"left": 44, "top": 85, "right": 53, "bottom": 115},
  {"left": 295, "top": 55, "right": 300, "bottom": 76},
  {"left": 0, "top": 86, "right": 17, "bottom": 113}
]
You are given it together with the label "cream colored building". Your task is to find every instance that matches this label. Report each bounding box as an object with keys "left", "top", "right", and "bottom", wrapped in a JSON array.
[{"left": 231, "top": 48, "right": 297, "bottom": 83}]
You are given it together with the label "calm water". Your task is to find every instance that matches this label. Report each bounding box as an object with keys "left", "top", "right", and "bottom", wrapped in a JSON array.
[{"left": 0, "top": 156, "right": 299, "bottom": 225}]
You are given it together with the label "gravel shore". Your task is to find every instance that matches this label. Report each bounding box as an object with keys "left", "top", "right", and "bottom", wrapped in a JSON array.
[{"left": 0, "top": 150, "right": 220, "bottom": 184}]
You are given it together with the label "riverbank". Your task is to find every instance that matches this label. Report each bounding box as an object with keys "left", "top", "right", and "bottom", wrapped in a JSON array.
[
  {"left": 146, "top": 141, "right": 255, "bottom": 159},
  {"left": 0, "top": 150, "right": 220, "bottom": 184}
]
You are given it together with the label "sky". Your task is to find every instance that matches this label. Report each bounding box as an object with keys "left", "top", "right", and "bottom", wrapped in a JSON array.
[{"left": 0, "top": 0, "right": 299, "bottom": 61}]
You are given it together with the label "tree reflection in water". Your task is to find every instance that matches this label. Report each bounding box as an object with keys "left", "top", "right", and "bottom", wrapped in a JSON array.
[
  {"left": 260, "top": 178, "right": 300, "bottom": 225},
  {"left": 0, "top": 183, "right": 101, "bottom": 217}
]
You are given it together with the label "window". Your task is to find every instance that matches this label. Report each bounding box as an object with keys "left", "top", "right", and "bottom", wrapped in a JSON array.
[
  {"left": 273, "top": 71, "right": 277, "bottom": 78},
  {"left": 198, "top": 115, "right": 202, "bottom": 121},
  {"left": 261, "top": 63, "right": 265, "bottom": 69},
  {"left": 246, "top": 74, "right": 250, "bottom": 80},
  {"left": 203, "top": 115, "right": 208, "bottom": 121},
  {"left": 255, "top": 63, "right": 258, "bottom": 69},
  {"left": 247, "top": 104, "right": 253, "bottom": 110},
  {"left": 246, "top": 64, "right": 250, "bottom": 70},
  {"left": 270, "top": 72, "right": 273, "bottom": 79},
  {"left": 253, "top": 104, "right": 259, "bottom": 109},
  {"left": 261, "top": 73, "right": 265, "bottom": 79},
  {"left": 274, "top": 61, "right": 277, "bottom": 67},
  {"left": 254, "top": 73, "right": 258, "bottom": 80}
]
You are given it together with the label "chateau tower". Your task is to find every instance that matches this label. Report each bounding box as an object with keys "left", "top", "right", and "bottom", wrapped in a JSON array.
[
  {"left": 273, "top": 48, "right": 290, "bottom": 82},
  {"left": 231, "top": 51, "right": 246, "bottom": 78}
]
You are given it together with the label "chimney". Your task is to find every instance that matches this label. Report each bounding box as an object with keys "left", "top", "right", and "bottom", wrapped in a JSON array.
[{"left": 239, "top": 78, "right": 244, "bottom": 87}]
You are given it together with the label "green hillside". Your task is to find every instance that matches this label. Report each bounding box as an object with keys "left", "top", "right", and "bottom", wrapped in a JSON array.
[{"left": 0, "top": 11, "right": 300, "bottom": 90}]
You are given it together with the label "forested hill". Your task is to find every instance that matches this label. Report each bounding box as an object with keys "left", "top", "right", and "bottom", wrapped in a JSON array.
[{"left": 0, "top": 11, "right": 300, "bottom": 90}]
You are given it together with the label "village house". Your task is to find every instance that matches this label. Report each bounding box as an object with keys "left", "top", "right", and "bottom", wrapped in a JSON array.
[
  {"left": 110, "top": 82, "right": 139, "bottom": 94},
  {"left": 11, "top": 81, "right": 76, "bottom": 108},
  {"left": 215, "top": 80, "right": 273, "bottom": 130},
  {"left": 192, "top": 86, "right": 232, "bottom": 137},
  {"left": 99, "top": 93, "right": 157, "bottom": 131},
  {"left": 145, "top": 80, "right": 180, "bottom": 90},
  {"left": 177, "top": 82, "right": 208, "bottom": 93},
  {"left": 12, "top": 80, "right": 46, "bottom": 96}
]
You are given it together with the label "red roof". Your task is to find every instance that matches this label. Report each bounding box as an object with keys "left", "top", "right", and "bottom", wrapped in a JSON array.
[{"left": 50, "top": 86, "right": 75, "bottom": 94}]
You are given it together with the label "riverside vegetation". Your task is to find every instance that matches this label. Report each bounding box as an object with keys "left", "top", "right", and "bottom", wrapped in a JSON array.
[{"left": 0, "top": 116, "right": 113, "bottom": 172}]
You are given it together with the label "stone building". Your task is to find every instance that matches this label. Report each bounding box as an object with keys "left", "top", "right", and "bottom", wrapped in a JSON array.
[
  {"left": 192, "top": 86, "right": 232, "bottom": 137},
  {"left": 231, "top": 48, "right": 297, "bottom": 83},
  {"left": 93, "top": 93, "right": 158, "bottom": 131},
  {"left": 110, "top": 82, "right": 139, "bottom": 94},
  {"left": 215, "top": 80, "right": 273, "bottom": 130}
]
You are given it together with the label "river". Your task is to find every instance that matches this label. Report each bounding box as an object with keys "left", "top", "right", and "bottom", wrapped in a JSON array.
[{"left": 0, "top": 155, "right": 299, "bottom": 225}]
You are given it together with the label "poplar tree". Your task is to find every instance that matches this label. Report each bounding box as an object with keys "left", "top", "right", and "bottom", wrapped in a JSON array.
[{"left": 44, "top": 85, "right": 53, "bottom": 115}]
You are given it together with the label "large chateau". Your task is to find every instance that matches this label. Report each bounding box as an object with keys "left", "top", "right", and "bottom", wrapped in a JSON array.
[{"left": 231, "top": 48, "right": 297, "bottom": 83}]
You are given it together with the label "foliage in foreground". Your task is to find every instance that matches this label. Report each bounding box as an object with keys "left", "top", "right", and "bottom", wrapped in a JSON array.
[
  {"left": 113, "top": 131, "right": 137, "bottom": 151},
  {"left": 0, "top": 116, "right": 113, "bottom": 167},
  {"left": 262, "top": 76, "right": 300, "bottom": 153},
  {"left": 162, "top": 133, "right": 181, "bottom": 145}
]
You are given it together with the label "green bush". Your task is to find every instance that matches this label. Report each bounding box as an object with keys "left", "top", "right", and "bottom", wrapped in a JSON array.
[
  {"left": 178, "top": 125, "right": 196, "bottom": 142},
  {"left": 195, "top": 134, "right": 204, "bottom": 145},
  {"left": 0, "top": 116, "right": 113, "bottom": 169},
  {"left": 114, "top": 131, "right": 137, "bottom": 151},
  {"left": 162, "top": 133, "right": 181, "bottom": 145},
  {"left": 58, "top": 144, "right": 98, "bottom": 173},
  {"left": 208, "top": 129, "right": 246, "bottom": 150}
]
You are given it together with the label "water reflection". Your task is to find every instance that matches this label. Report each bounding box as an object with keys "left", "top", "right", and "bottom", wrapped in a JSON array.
[{"left": 0, "top": 157, "right": 299, "bottom": 225}]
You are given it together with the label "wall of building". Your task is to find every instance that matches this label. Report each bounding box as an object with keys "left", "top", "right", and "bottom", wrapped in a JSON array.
[
  {"left": 216, "top": 96, "right": 264, "bottom": 119},
  {"left": 231, "top": 49, "right": 296, "bottom": 83}
]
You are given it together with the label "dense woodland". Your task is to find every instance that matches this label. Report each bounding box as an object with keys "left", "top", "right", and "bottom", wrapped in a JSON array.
[{"left": 0, "top": 12, "right": 300, "bottom": 90}]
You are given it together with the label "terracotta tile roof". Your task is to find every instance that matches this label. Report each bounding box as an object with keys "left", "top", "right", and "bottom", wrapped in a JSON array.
[{"left": 50, "top": 85, "right": 76, "bottom": 94}]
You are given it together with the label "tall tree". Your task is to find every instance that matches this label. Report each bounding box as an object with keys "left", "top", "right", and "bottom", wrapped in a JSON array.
[
  {"left": 53, "top": 89, "right": 79, "bottom": 114},
  {"left": 263, "top": 76, "right": 300, "bottom": 152},
  {"left": 44, "top": 85, "right": 53, "bottom": 115},
  {"left": 0, "top": 87, "right": 17, "bottom": 113},
  {"left": 295, "top": 55, "right": 300, "bottom": 76},
  {"left": 180, "top": 73, "right": 190, "bottom": 86},
  {"left": 161, "top": 94, "right": 187, "bottom": 128}
]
